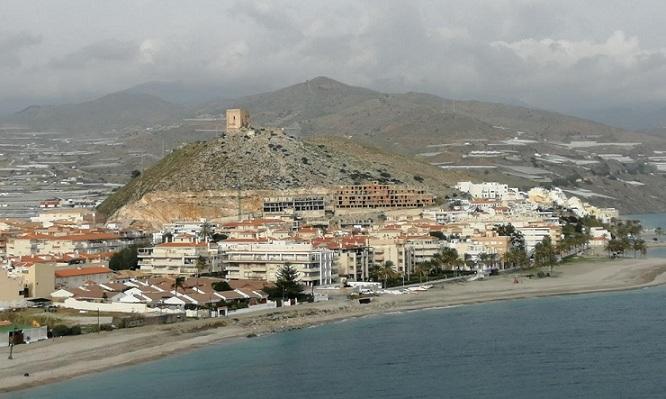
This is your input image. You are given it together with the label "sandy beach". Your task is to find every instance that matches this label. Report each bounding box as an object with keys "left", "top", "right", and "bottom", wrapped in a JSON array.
[{"left": 2, "top": 257, "right": 666, "bottom": 394}]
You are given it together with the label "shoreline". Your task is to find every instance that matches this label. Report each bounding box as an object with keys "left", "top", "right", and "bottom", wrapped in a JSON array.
[{"left": 2, "top": 257, "right": 666, "bottom": 394}]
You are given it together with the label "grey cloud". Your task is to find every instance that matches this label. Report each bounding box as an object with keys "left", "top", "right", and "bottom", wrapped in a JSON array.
[
  {"left": 0, "top": 31, "right": 41, "bottom": 68},
  {"left": 1, "top": 0, "right": 666, "bottom": 125},
  {"left": 49, "top": 39, "right": 141, "bottom": 69}
]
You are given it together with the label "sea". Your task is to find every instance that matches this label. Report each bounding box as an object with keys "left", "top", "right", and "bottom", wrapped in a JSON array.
[
  {"left": 4, "top": 214, "right": 666, "bottom": 399},
  {"left": 4, "top": 287, "right": 666, "bottom": 399}
]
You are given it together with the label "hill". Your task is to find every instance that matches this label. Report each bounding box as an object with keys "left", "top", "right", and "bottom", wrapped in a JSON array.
[
  {"left": 3, "top": 91, "right": 185, "bottom": 135},
  {"left": 98, "top": 129, "right": 470, "bottom": 221}
]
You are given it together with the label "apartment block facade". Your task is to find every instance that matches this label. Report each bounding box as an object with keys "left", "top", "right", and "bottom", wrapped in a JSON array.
[
  {"left": 335, "top": 183, "right": 434, "bottom": 209},
  {"left": 219, "top": 241, "right": 335, "bottom": 286}
]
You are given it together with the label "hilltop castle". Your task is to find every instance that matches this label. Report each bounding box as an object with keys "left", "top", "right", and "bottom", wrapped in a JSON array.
[{"left": 226, "top": 108, "right": 250, "bottom": 131}]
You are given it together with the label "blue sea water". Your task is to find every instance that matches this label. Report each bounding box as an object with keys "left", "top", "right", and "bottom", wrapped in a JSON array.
[{"left": 5, "top": 287, "right": 666, "bottom": 399}]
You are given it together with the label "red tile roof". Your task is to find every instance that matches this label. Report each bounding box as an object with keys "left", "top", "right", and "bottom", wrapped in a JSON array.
[
  {"left": 55, "top": 266, "right": 113, "bottom": 278},
  {"left": 156, "top": 242, "right": 207, "bottom": 248}
]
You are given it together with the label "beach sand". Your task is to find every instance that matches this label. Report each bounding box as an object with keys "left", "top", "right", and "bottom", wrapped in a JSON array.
[{"left": 2, "top": 257, "right": 666, "bottom": 393}]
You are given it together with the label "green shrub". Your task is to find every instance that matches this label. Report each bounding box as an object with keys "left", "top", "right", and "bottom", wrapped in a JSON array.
[{"left": 52, "top": 325, "right": 70, "bottom": 337}]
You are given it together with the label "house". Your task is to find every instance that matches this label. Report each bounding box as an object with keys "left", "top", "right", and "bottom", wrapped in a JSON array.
[
  {"left": 138, "top": 238, "right": 220, "bottom": 276},
  {"left": 55, "top": 266, "right": 114, "bottom": 288}
]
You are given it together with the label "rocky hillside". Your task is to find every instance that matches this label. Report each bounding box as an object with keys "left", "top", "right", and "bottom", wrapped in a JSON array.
[{"left": 98, "top": 129, "right": 462, "bottom": 220}]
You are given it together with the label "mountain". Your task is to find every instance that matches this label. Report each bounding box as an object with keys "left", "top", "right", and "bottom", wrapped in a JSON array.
[
  {"left": 572, "top": 104, "right": 666, "bottom": 131},
  {"left": 197, "top": 76, "right": 381, "bottom": 128},
  {"left": 195, "top": 77, "right": 653, "bottom": 153},
  {"left": 3, "top": 91, "right": 185, "bottom": 135},
  {"left": 124, "top": 81, "right": 229, "bottom": 106}
]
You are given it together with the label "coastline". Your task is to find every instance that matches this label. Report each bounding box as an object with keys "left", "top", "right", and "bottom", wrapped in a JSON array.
[{"left": 2, "top": 257, "right": 666, "bottom": 394}]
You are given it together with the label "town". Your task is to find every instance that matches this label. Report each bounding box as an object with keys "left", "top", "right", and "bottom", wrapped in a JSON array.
[
  {"left": 2, "top": 136, "right": 640, "bottom": 348},
  {"left": 0, "top": 109, "right": 650, "bottom": 353}
]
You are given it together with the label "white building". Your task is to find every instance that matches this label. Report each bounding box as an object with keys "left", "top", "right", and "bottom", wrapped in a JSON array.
[
  {"left": 138, "top": 236, "right": 220, "bottom": 276},
  {"left": 516, "top": 226, "right": 559, "bottom": 254},
  {"left": 55, "top": 266, "right": 114, "bottom": 288},
  {"left": 456, "top": 181, "right": 511, "bottom": 200},
  {"left": 152, "top": 220, "right": 211, "bottom": 244},
  {"left": 219, "top": 241, "right": 335, "bottom": 286}
]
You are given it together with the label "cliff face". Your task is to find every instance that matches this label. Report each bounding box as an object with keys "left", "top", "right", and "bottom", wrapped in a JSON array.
[{"left": 109, "top": 188, "right": 335, "bottom": 229}]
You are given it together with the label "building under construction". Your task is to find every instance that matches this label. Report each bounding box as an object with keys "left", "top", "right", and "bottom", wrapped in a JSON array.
[
  {"left": 262, "top": 196, "right": 327, "bottom": 214},
  {"left": 334, "top": 183, "right": 435, "bottom": 209}
]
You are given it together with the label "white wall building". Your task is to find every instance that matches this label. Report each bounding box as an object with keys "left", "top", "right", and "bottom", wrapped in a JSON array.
[
  {"left": 456, "top": 181, "right": 511, "bottom": 200},
  {"left": 219, "top": 241, "right": 335, "bottom": 286},
  {"left": 138, "top": 239, "right": 220, "bottom": 276}
]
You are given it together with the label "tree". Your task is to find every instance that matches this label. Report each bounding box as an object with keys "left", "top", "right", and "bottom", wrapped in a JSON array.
[
  {"left": 632, "top": 239, "right": 647, "bottom": 257},
  {"left": 534, "top": 237, "right": 558, "bottom": 273},
  {"left": 173, "top": 277, "right": 186, "bottom": 297},
  {"left": 212, "top": 281, "right": 232, "bottom": 291},
  {"left": 656, "top": 227, "right": 663, "bottom": 238},
  {"left": 478, "top": 252, "right": 490, "bottom": 270},
  {"left": 429, "top": 231, "right": 446, "bottom": 240},
  {"left": 414, "top": 262, "right": 431, "bottom": 283},
  {"left": 494, "top": 224, "right": 526, "bottom": 251},
  {"left": 606, "top": 239, "right": 626, "bottom": 258},
  {"left": 195, "top": 255, "right": 208, "bottom": 277},
  {"left": 266, "top": 264, "right": 303, "bottom": 300},
  {"left": 109, "top": 245, "right": 139, "bottom": 271},
  {"left": 504, "top": 247, "right": 529, "bottom": 269},
  {"left": 376, "top": 261, "right": 398, "bottom": 288},
  {"left": 433, "top": 248, "right": 461, "bottom": 271},
  {"left": 199, "top": 221, "right": 214, "bottom": 242}
]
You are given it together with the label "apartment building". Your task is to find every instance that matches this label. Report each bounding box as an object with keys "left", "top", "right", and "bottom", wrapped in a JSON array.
[
  {"left": 404, "top": 237, "right": 447, "bottom": 273},
  {"left": 219, "top": 241, "right": 335, "bottom": 286},
  {"left": 313, "top": 236, "right": 370, "bottom": 282},
  {"left": 516, "top": 224, "right": 562, "bottom": 254},
  {"left": 6, "top": 230, "right": 127, "bottom": 257},
  {"left": 262, "top": 196, "right": 328, "bottom": 217},
  {"left": 335, "top": 183, "right": 434, "bottom": 209},
  {"left": 455, "top": 181, "right": 522, "bottom": 200},
  {"left": 138, "top": 237, "right": 220, "bottom": 276}
]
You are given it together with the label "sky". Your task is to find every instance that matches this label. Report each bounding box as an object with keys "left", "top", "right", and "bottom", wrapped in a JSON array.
[{"left": 1, "top": 0, "right": 665, "bottom": 119}]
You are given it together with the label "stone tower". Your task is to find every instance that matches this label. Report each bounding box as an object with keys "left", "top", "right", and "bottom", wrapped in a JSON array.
[{"left": 226, "top": 108, "right": 250, "bottom": 131}]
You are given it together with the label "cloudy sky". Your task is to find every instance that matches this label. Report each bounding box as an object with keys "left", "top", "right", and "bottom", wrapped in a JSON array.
[{"left": 1, "top": 0, "right": 665, "bottom": 120}]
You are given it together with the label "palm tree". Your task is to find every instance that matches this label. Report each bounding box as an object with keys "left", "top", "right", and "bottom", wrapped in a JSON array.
[
  {"left": 632, "top": 239, "right": 647, "bottom": 257},
  {"left": 415, "top": 262, "right": 431, "bottom": 283},
  {"left": 199, "top": 221, "right": 213, "bottom": 242},
  {"left": 435, "top": 248, "right": 460, "bottom": 271},
  {"left": 194, "top": 255, "right": 208, "bottom": 292},
  {"left": 534, "top": 237, "right": 557, "bottom": 273},
  {"left": 377, "top": 261, "right": 397, "bottom": 288},
  {"left": 478, "top": 252, "right": 489, "bottom": 270}
]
